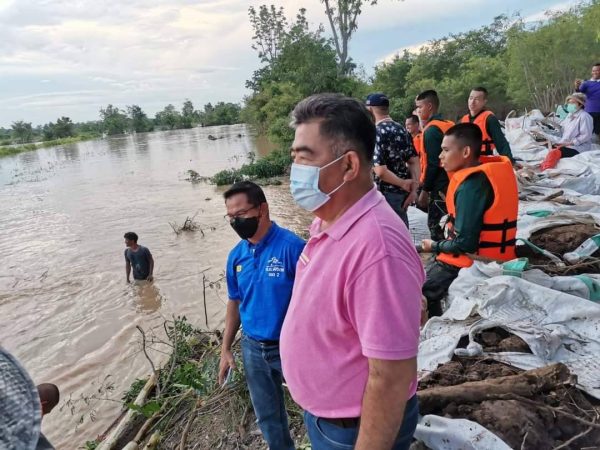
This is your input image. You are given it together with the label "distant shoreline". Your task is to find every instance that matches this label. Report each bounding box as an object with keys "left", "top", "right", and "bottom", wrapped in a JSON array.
[{"left": 0, "top": 135, "right": 95, "bottom": 158}]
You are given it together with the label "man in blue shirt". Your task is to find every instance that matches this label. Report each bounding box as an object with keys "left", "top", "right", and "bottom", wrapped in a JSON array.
[{"left": 218, "top": 181, "right": 304, "bottom": 450}]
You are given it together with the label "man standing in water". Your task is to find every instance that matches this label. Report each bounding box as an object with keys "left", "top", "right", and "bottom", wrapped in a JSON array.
[
  {"left": 219, "top": 181, "right": 304, "bottom": 450},
  {"left": 281, "top": 94, "right": 423, "bottom": 450},
  {"left": 124, "top": 232, "right": 154, "bottom": 283}
]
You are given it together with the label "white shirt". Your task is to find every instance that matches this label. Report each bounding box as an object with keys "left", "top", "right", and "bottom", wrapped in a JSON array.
[{"left": 548, "top": 109, "right": 594, "bottom": 153}]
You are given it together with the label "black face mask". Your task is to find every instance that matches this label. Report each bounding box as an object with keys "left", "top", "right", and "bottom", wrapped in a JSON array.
[{"left": 230, "top": 216, "right": 259, "bottom": 240}]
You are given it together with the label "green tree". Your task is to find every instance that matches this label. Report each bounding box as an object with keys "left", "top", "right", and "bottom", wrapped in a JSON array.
[
  {"left": 321, "top": 1, "right": 404, "bottom": 74},
  {"left": 248, "top": 5, "right": 289, "bottom": 63},
  {"left": 127, "top": 105, "right": 153, "bottom": 132},
  {"left": 99, "top": 105, "right": 129, "bottom": 135},
  {"left": 506, "top": 3, "right": 598, "bottom": 111},
  {"left": 155, "top": 104, "right": 181, "bottom": 130},
  {"left": 181, "top": 100, "right": 195, "bottom": 129},
  {"left": 53, "top": 117, "right": 75, "bottom": 138},
  {"left": 11, "top": 121, "right": 33, "bottom": 143}
]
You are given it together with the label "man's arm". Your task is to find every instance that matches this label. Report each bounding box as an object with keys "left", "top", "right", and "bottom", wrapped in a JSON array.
[
  {"left": 355, "top": 357, "right": 416, "bottom": 450},
  {"left": 147, "top": 250, "right": 154, "bottom": 280},
  {"left": 486, "top": 115, "right": 515, "bottom": 162},
  {"left": 125, "top": 260, "right": 131, "bottom": 283},
  {"left": 430, "top": 174, "right": 493, "bottom": 255},
  {"left": 218, "top": 300, "right": 241, "bottom": 384},
  {"left": 421, "top": 126, "right": 444, "bottom": 192},
  {"left": 373, "top": 165, "right": 416, "bottom": 192}
]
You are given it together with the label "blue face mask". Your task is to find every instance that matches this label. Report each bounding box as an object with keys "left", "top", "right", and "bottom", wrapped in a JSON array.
[
  {"left": 566, "top": 103, "right": 578, "bottom": 114},
  {"left": 290, "top": 154, "right": 347, "bottom": 212}
]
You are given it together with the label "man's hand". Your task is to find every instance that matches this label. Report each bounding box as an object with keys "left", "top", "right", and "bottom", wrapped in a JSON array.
[
  {"left": 421, "top": 239, "right": 433, "bottom": 253},
  {"left": 126, "top": 278, "right": 130, "bottom": 283},
  {"left": 403, "top": 190, "right": 418, "bottom": 209},
  {"left": 218, "top": 350, "right": 236, "bottom": 385},
  {"left": 147, "top": 275, "right": 154, "bottom": 282},
  {"left": 417, "top": 190, "right": 429, "bottom": 211},
  {"left": 575, "top": 79, "right": 583, "bottom": 89},
  {"left": 397, "top": 178, "right": 417, "bottom": 192}
]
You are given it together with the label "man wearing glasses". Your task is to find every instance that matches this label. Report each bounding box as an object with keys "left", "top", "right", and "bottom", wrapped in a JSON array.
[{"left": 218, "top": 181, "right": 305, "bottom": 450}]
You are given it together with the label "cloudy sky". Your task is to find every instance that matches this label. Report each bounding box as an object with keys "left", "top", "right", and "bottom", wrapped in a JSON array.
[{"left": 0, "top": 0, "right": 577, "bottom": 127}]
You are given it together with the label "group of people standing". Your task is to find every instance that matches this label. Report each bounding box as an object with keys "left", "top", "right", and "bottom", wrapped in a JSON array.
[{"left": 217, "top": 84, "right": 523, "bottom": 449}]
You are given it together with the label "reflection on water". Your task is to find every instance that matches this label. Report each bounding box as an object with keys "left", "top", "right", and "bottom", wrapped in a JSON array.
[
  {"left": 132, "top": 281, "right": 164, "bottom": 314},
  {"left": 0, "top": 125, "right": 312, "bottom": 449}
]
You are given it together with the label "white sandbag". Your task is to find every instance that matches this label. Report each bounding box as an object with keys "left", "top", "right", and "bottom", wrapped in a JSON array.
[
  {"left": 418, "top": 263, "right": 600, "bottom": 399},
  {"left": 414, "top": 415, "right": 512, "bottom": 450}
]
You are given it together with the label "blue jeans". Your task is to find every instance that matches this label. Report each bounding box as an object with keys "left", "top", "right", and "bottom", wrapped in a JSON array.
[
  {"left": 383, "top": 191, "right": 410, "bottom": 228},
  {"left": 303, "top": 395, "right": 418, "bottom": 450},
  {"left": 241, "top": 335, "right": 294, "bottom": 450}
]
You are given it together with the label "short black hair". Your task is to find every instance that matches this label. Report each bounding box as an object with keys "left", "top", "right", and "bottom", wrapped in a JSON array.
[
  {"left": 416, "top": 90, "right": 440, "bottom": 109},
  {"left": 445, "top": 123, "right": 482, "bottom": 159},
  {"left": 124, "top": 232, "right": 138, "bottom": 242},
  {"left": 406, "top": 114, "right": 419, "bottom": 124},
  {"left": 472, "top": 86, "right": 488, "bottom": 98},
  {"left": 223, "top": 181, "right": 267, "bottom": 207},
  {"left": 290, "top": 93, "right": 376, "bottom": 162},
  {"left": 594, "top": 62, "right": 600, "bottom": 67},
  {"left": 38, "top": 383, "right": 60, "bottom": 414}
]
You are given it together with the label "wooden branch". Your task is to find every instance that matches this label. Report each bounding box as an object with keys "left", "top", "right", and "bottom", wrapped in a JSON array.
[
  {"left": 136, "top": 325, "right": 161, "bottom": 398},
  {"left": 179, "top": 399, "right": 201, "bottom": 450},
  {"left": 418, "top": 363, "right": 571, "bottom": 415}
]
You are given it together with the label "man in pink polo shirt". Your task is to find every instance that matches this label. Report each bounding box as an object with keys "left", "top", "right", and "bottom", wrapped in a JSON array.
[{"left": 280, "top": 93, "right": 424, "bottom": 450}]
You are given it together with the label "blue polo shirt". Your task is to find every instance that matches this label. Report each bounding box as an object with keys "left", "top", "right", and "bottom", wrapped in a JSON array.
[{"left": 226, "top": 222, "right": 305, "bottom": 341}]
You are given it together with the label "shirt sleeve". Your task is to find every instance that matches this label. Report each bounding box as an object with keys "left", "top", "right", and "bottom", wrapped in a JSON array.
[
  {"left": 286, "top": 237, "right": 305, "bottom": 278},
  {"left": 345, "top": 255, "right": 423, "bottom": 360},
  {"left": 486, "top": 115, "right": 515, "bottom": 162},
  {"left": 577, "top": 81, "right": 588, "bottom": 94},
  {"left": 572, "top": 113, "right": 594, "bottom": 146},
  {"left": 226, "top": 253, "right": 240, "bottom": 300},
  {"left": 422, "top": 125, "right": 445, "bottom": 192},
  {"left": 372, "top": 126, "right": 389, "bottom": 167},
  {"left": 433, "top": 173, "right": 494, "bottom": 255}
]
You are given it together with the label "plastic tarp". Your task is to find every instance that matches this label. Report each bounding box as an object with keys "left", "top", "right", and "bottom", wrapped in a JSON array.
[
  {"left": 414, "top": 415, "right": 512, "bottom": 450},
  {"left": 418, "top": 262, "right": 600, "bottom": 400}
]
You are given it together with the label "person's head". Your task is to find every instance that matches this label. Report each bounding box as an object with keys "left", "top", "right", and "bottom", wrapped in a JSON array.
[
  {"left": 37, "top": 383, "right": 60, "bottom": 416},
  {"left": 223, "top": 181, "right": 269, "bottom": 241},
  {"left": 591, "top": 63, "right": 600, "bottom": 80},
  {"left": 468, "top": 87, "right": 488, "bottom": 116},
  {"left": 566, "top": 92, "right": 586, "bottom": 113},
  {"left": 415, "top": 90, "right": 440, "bottom": 122},
  {"left": 289, "top": 93, "right": 376, "bottom": 217},
  {"left": 440, "top": 123, "right": 482, "bottom": 172},
  {"left": 124, "top": 232, "right": 138, "bottom": 247},
  {"left": 365, "top": 93, "right": 390, "bottom": 119},
  {"left": 405, "top": 114, "right": 420, "bottom": 136}
]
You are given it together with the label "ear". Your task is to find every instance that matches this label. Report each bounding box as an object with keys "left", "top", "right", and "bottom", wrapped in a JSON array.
[
  {"left": 463, "top": 145, "right": 473, "bottom": 160},
  {"left": 342, "top": 151, "right": 362, "bottom": 182}
]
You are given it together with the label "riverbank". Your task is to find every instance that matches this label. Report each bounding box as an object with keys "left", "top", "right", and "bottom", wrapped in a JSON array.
[
  {"left": 0, "top": 135, "right": 98, "bottom": 157},
  {"left": 88, "top": 318, "right": 308, "bottom": 450}
]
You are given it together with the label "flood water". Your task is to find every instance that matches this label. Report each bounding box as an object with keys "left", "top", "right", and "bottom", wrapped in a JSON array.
[{"left": 0, "top": 125, "right": 312, "bottom": 448}]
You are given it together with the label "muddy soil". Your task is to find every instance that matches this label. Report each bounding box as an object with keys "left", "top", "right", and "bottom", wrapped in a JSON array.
[
  {"left": 517, "top": 223, "right": 600, "bottom": 273},
  {"left": 419, "top": 357, "right": 600, "bottom": 450}
]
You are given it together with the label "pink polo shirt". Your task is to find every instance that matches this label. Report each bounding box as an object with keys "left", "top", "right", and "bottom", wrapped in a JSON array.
[{"left": 280, "top": 187, "right": 424, "bottom": 418}]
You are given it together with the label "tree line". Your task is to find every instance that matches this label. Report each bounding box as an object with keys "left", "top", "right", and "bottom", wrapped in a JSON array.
[
  {"left": 242, "top": 0, "right": 600, "bottom": 147},
  {"left": 1, "top": 100, "right": 241, "bottom": 145}
]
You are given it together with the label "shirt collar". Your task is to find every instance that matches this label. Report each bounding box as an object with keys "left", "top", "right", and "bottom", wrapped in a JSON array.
[
  {"left": 427, "top": 113, "right": 443, "bottom": 123},
  {"left": 247, "top": 221, "right": 278, "bottom": 250},
  {"left": 309, "top": 186, "right": 383, "bottom": 241}
]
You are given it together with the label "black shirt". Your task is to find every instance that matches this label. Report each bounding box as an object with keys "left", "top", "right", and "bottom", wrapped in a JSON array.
[{"left": 372, "top": 119, "right": 417, "bottom": 194}]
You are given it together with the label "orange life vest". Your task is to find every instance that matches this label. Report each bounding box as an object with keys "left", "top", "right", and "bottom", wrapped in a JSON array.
[
  {"left": 436, "top": 155, "right": 518, "bottom": 268},
  {"left": 412, "top": 132, "right": 425, "bottom": 183},
  {"left": 415, "top": 119, "right": 455, "bottom": 183},
  {"left": 460, "top": 110, "right": 495, "bottom": 156}
]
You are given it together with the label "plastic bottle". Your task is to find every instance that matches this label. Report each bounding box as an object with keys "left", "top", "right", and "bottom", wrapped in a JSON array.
[{"left": 563, "top": 234, "right": 600, "bottom": 264}]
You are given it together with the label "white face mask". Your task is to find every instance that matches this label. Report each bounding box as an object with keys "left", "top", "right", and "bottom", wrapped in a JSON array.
[{"left": 289, "top": 154, "right": 346, "bottom": 212}]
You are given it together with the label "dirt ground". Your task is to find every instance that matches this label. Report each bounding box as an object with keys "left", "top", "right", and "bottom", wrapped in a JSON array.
[
  {"left": 419, "top": 329, "right": 600, "bottom": 450},
  {"left": 517, "top": 223, "right": 600, "bottom": 273}
]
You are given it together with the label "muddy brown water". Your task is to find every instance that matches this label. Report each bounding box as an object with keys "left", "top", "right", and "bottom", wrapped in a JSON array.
[{"left": 0, "top": 125, "right": 313, "bottom": 448}]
